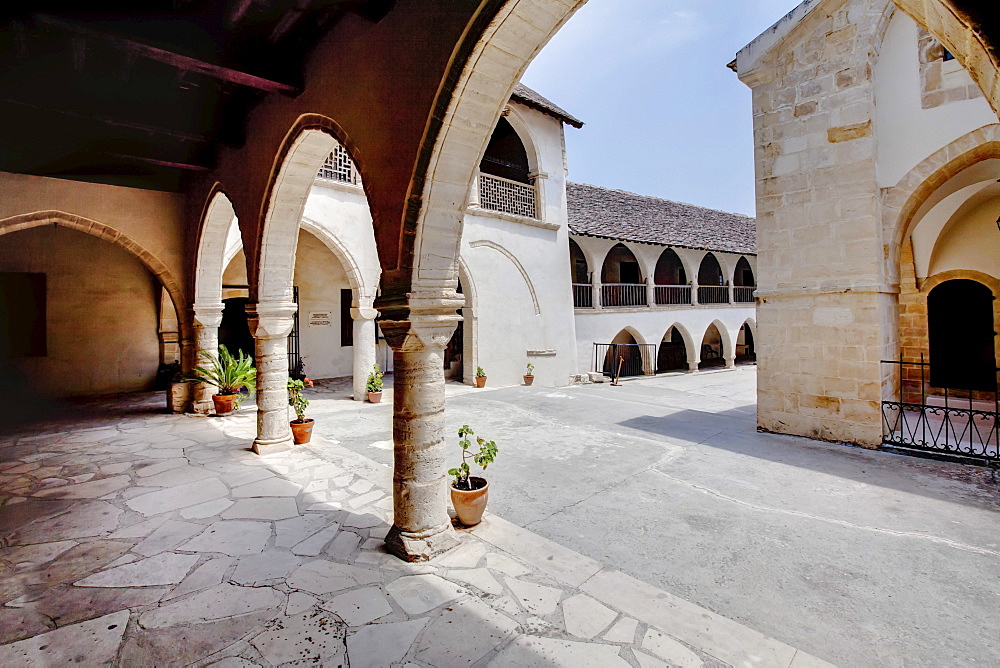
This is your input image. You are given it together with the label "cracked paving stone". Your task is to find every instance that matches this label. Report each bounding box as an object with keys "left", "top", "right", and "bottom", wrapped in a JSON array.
[
  {"left": 285, "top": 591, "right": 317, "bottom": 616},
  {"left": 138, "top": 465, "right": 216, "bottom": 488},
  {"left": 642, "top": 628, "right": 703, "bottom": 668},
  {"left": 385, "top": 574, "right": 465, "bottom": 615},
  {"left": 125, "top": 479, "right": 230, "bottom": 516},
  {"left": 489, "top": 635, "right": 631, "bottom": 667},
  {"left": 291, "top": 525, "right": 340, "bottom": 556},
  {"left": 320, "top": 586, "right": 392, "bottom": 626},
  {"left": 347, "top": 619, "right": 426, "bottom": 668},
  {"left": 562, "top": 593, "right": 618, "bottom": 639},
  {"left": 166, "top": 557, "right": 233, "bottom": 601},
  {"left": 231, "top": 550, "right": 303, "bottom": 586},
  {"left": 604, "top": 617, "right": 639, "bottom": 644},
  {"left": 434, "top": 540, "right": 487, "bottom": 569},
  {"left": 0, "top": 609, "right": 129, "bottom": 666},
  {"left": 348, "top": 490, "right": 384, "bottom": 509},
  {"left": 446, "top": 568, "right": 503, "bottom": 595},
  {"left": 75, "top": 552, "right": 200, "bottom": 588},
  {"left": 485, "top": 552, "right": 530, "bottom": 577},
  {"left": 133, "top": 520, "right": 204, "bottom": 557},
  {"left": 5, "top": 540, "right": 77, "bottom": 567},
  {"left": 181, "top": 520, "right": 272, "bottom": 556},
  {"left": 139, "top": 583, "right": 284, "bottom": 629},
  {"left": 415, "top": 596, "right": 520, "bottom": 666},
  {"left": 274, "top": 514, "right": 330, "bottom": 548},
  {"left": 505, "top": 577, "right": 564, "bottom": 616},
  {"left": 635, "top": 649, "right": 669, "bottom": 668},
  {"left": 286, "top": 560, "right": 380, "bottom": 595},
  {"left": 221, "top": 497, "right": 299, "bottom": 521},
  {"left": 23, "top": 540, "right": 132, "bottom": 586},
  {"left": 325, "top": 531, "right": 362, "bottom": 559},
  {"left": 231, "top": 478, "right": 302, "bottom": 497},
  {"left": 179, "top": 497, "right": 234, "bottom": 519},
  {"left": 249, "top": 610, "right": 347, "bottom": 666},
  {"left": 13, "top": 501, "right": 121, "bottom": 542},
  {"left": 134, "top": 458, "right": 187, "bottom": 477}
]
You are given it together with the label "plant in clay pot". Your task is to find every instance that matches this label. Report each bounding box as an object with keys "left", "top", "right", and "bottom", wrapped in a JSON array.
[
  {"left": 163, "top": 362, "right": 190, "bottom": 413},
  {"left": 366, "top": 363, "right": 383, "bottom": 403},
  {"left": 448, "top": 424, "right": 498, "bottom": 526},
  {"left": 523, "top": 362, "right": 534, "bottom": 386},
  {"left": 189, "top": 345, "right": 255, "bottom": 416},
  {"left": 475, "top": 365, "right": 487, "bottom": 388},
  {"left": 287, "top": 377, "right": 315, "bottom": 444}
]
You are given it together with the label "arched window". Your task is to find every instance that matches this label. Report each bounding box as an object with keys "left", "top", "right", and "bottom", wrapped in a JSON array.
[
  {"left": 569, "top": 239, "right": 589, "bottom": 284},
  {"left": 601, "top": 244, "right": 645, "bottom": 307},
  {"left": 653, "top": 248, "right": 690, "bottom": 305},
  {"left": 478, "top": 117, "right": 536, "bottom": 218},
  {"left": 733, "top": 257, "right": 755, "bottom": 303},
  {"left": 697, "top": 253, "right": 728, "bottom": 304},
  {"left": 928, "top": 279, "right": 996, "bottom": 390}
]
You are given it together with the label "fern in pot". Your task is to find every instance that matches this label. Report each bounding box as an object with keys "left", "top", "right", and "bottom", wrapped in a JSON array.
[{"left": 189, "top": 345, "right": 255, "bottom": 416}]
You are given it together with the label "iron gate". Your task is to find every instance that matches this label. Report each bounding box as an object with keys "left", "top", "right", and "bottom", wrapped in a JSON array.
[
  {"left": 881, "top": 356, "right": 999, "bottom": 465},
  {"left": 287, "top": 286, "right": 302, "bottom": 377},
  {"left": 593, "top": 343, "right": 657, "bottom": 379}
]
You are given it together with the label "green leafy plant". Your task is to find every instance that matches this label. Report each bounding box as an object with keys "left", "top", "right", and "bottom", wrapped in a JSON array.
[
  {"left": 366, "top": 363, "right": 383, "bottom": 393},
  {"left": 448, "top": 425, "right": 498, "bottom": 490},
  {"left": 287, "top": 378, "right": 309, "bottom": 422},
  {"left": 475, "top": 366, "right": 487, "bottom": 378},
  {"left": 189, "top": 345, "right": 256, "bottom": 409},
  {"left": 525, "top": 362, "right": 534, "bottom": 375}
]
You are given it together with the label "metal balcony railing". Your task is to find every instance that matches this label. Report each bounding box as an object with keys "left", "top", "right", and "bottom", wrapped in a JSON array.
[
  {"left": 601, "top": 283, "right": 647, "bottom": 307},
  {"left": 478, "top": 172, "right": 537, "bottom": 219},
  {"left": 734, "top": 286, "right": 756, "bottom": 303},
  {"left": 572, "top": 283, "right": 593, "bottom": 308},
  {"left": 654, "top": 284, "right": 692, "bottom": 305},
  {"left": 698, "top": 285, "right": 730, "bottom": 304}
]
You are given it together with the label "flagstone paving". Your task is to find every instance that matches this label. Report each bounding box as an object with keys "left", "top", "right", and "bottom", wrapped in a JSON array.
[{"left": 0, "top": 391, "right": 832, "bottom": 667}]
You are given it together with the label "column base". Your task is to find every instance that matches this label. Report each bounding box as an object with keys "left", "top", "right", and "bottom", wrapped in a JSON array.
[
  {"left": 192, "top": 399, "right": 215, "bottom": 414},
  {"left": 384, "top": 521, "right": 460, "bottom": 562},
  {"left": 252, "top": 435, "right": 294, "bottom": 456}
]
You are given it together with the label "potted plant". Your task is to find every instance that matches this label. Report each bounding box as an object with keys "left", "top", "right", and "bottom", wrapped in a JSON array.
[
  {"left": 523, "top": 362, "right": 534, "bottom": 386},
  {"left": 163, "top": 362, "right": 191, "bottom": 413},
  {"left": 448, "top": 425, "right": 498, "bottom": 526},
  {"left": 189, "top": 345, "right": 255, "bottom": 416},
  {"left": 366, "top": 363, "right": 384, "bottom": 403},
  {"left": 475, "top": 366, "right": 487, "bottom": 388},
  {"left": 287, "top": 377, "right": 314, "bottom": 444}
]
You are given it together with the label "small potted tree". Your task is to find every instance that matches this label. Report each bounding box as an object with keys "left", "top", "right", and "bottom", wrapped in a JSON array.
[
  {"left": 523, "top": 362, "right": 534, "bottom": 386},
  {"left": 189, "top": 345, "right": 255, "bottom": 416},
  {"left": 366, "top": 363, "right": 383, "bottom": 403},
  {"left": 287, "top": 377, "right": 314, "bottom": 444},
  {"left": 475, "top": 366, "right": 487, "bottom": 388},
  {"left": 448, "top": 425, "right": 498, "bottom": 526}
]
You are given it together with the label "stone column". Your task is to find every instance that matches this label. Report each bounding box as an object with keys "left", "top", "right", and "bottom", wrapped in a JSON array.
[
  {"left": 592, "top": 272, "right": 603, "bottom": 310},
  {"left": 645, "top": 279, "right": 655, "bottom": 308},
  {"left": 725, "top": 355, "right": 736, "bottom": 370},
  {"left": 380, "top": 293, "right": 463, "bottom": 561},
  {"left": 246, "top": 302, "right": 297, "bottom": 455},
  {"left": 351, "top": 306, "right": 379, "bottom": 401},
  {"left": 691, "top": 281, "right": 699, "bottom": 305},
  {"left": 191, "top": 303, "right": 225, "bottom": 413}
]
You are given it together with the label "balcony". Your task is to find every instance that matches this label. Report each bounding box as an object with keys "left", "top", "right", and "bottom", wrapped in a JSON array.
[
  {"left": 698, "top": 285, "right": 730, "bottom": 304},
  {"left": 572, "top": 283, "right": 593, "bottom": 308},
  {"left": 654, "top": 284, "right": 692, "bottom": 305},
  {"left": 477, "top": 172, "right": 537, "bottom": 219},
  {"left": 734, "top": 286, "right": 757, "bottom": 303},
  {"left": 602, "top": 283, "right": 647, "bottom": 307}
]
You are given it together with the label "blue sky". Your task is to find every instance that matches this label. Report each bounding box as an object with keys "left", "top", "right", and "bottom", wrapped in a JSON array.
[{"left": 522, "top": 0, "right": 802, "bottom": 217}]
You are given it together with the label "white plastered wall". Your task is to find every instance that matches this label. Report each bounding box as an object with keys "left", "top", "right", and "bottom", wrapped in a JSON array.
[{"left": 873, "top": 11, "right": 997, "bottom": 188}]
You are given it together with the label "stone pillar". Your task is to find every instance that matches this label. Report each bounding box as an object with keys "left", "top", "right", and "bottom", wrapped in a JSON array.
[
  {"left": 725, "top": 355, "right": 736, "bottom": 370},
  {"left": 191, "top": 303, "right": 225, "bottom": 413},
  {"left": 691, "top": 281, "right": 699, "bottom": 305},
  {"left": 645, "top": 279, "right": 655, "bottom": 308},
  {"left": 247, "top": 302, "right": 297, "bottom": 455},
  {"left": 688, "top": 361, "right": 699, "bottom": 372},
  {"left": 380, "top": 293, "right": 463, "bottom": 561},
  {"left": 592, "top": 273, "right": 603, "bottom": 310},
  {"left": 351, "top": 306, "right": 379, "bottom": 401}
]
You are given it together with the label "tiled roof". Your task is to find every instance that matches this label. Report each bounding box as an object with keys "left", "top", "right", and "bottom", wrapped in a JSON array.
[
  {"left": 566, "top": 182, "right": 756, "bottom": 255},
  {"left": 511, "top": 83, "right": 584, "bottom": 128}
]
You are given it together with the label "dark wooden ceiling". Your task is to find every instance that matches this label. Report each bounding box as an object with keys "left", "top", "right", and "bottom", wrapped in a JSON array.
[{"left": 0, "top": 1, "right": 392, "bottom": 192}]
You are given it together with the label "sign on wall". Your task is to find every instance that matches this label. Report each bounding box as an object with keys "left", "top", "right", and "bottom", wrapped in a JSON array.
[{"left": 309, "top": 312, "right": 332, "bottom": 327}]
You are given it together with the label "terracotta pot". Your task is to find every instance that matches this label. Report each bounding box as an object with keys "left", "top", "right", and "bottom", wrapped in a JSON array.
[
  {"left": 475, "top": 376, "right": 487, "bottom": 388},
  {"left": 523, "top": 374, "right": 534, "bottom": 386},
  {"left": 367, "top": 391, "right": 382, "bottom": 403},
  {"left": 290, "top": 419, "right": 314, "bottom": 444},
  {"left": 212, "top": 393, "right": 237, "bottom": 416},
  {"left": 451, "top": 476, "right": 489, "bottom": 526},
  {"left": 167, "top": 381, "right": 191, "bottom": 413}
]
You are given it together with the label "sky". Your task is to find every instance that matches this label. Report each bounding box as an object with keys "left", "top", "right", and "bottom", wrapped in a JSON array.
[{"left": 521, "top": 0, "right": 803, "bottom": 217}]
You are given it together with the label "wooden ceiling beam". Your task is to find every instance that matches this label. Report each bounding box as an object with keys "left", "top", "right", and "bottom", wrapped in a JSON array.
[{"left": 33, "top": 14, "right": 300, "bottom": 96}]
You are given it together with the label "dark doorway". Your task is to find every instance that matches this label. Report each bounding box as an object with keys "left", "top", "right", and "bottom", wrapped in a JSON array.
[
  {"left": 444, "top": 279, "right": 464, "bottom": 381},
  {"left": 219, "top": 297, "right": 254, "bottom": 362},
  {"left": 657, "top": 326, "right": 687, "bottom": 372},
  {"left": 928, "top": 279, "right": 996, "bottom": 391},
  {"left": 737, "top": 324, "right": 756, "bottom": 363}
]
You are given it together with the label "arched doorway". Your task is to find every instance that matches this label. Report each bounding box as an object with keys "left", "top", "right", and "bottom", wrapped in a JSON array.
[
  {"left": 928, "top": 279, "right": 996, "bottom": 390},
  {"left": 658, "top": 326, "right": 688, "bottom": 372},
  {"left": 699, "top": 323, "right": 726, "bottom": 369},
  {"left": 697, "top": 253, "right": 728, "bottom": 304},
  {"left": 603, "top": 328, "right": 648, "bottom": 377},
  {"left": 444, "top": 278, "right": 465, "bottom": 381},
  {"left": 654, "top": 248, "right": 690, "bottom": 305},
  {"left": 734, "top": 257, "right": 756, "bottom": 303},
  {"left": 737, "top": 322, "right": 756, "bottom": 363},
  {"left": 601, "top": 244, "right": 645, "bottom": 307}
]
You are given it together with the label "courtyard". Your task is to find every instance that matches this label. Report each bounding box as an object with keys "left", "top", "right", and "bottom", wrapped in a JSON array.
[{"left": 1, "top": 368, "right": 997, "bottom": 666}]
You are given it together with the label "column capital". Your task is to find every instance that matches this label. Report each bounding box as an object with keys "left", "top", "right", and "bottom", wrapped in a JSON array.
[
  {"left": 191, "top": 302, "right": 225, "bottom": 328},
  {"left": 378, "top": 291, "right": 463, "bottom": 353},
  {"left": 350, "top": 306, "right": 379, "bottom": 321},
  {"left": 246, "top": 301, "right": 297, "bottom": 339}
]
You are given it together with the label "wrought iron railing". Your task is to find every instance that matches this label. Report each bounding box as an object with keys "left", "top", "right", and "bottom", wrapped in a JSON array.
[
  {"left": 594, "top": 343, "right": 657, "bottom": 378},
  {"left": 572, "top": 283, "right": 593, "bottom": 308},
  {"left": 478, "top": 172, "right": 537, "bottom": 218},
  {"left": 601, "top": 283, "right": 647, "bottom": 307},
  {"left": 654, "top": 284, "right": 692, "bottom": 305},
  {"left": 316, "top": 144, "right": 359, "bottom": 185},
  {"left": 734, "top": 286, "right": 756, "bottom": 303},
  {"left": 881, "top": 356, "right": 999, "bottom": 464},
  {"left": 698, "top": 285, "right": 730, "bottom": 304}
]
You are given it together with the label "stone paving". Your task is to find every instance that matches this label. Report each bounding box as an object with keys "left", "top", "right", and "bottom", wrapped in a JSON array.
[{"left": 0, "top": 390, "right": 832, "bottom": 667}]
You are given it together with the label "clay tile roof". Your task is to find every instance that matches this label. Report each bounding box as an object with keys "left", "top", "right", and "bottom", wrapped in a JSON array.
[
  {"left": 511, "top": 83, "right": 584, "bottom": 128},
  {"left": 566, "top": 182, "right": 756, "bottom": 254}
]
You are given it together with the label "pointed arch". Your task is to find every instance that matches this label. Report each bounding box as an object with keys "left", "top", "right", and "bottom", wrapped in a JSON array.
[
  {"left": 195, "top": 188, "right": 239, "bottom": 307},
  {"left": 658, "top": 323, "right": 694, "bottom": 372},
  {"left": 468, "top": 239, "right": 540, "bottom": 315}
]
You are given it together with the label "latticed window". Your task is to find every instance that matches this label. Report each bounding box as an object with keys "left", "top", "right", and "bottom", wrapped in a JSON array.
[
  {"left": 316, "top": 143, "right": 359, "bottom": 185},
  {"left": 478, "top": 172, "right": 537, "bottom": 218}
]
